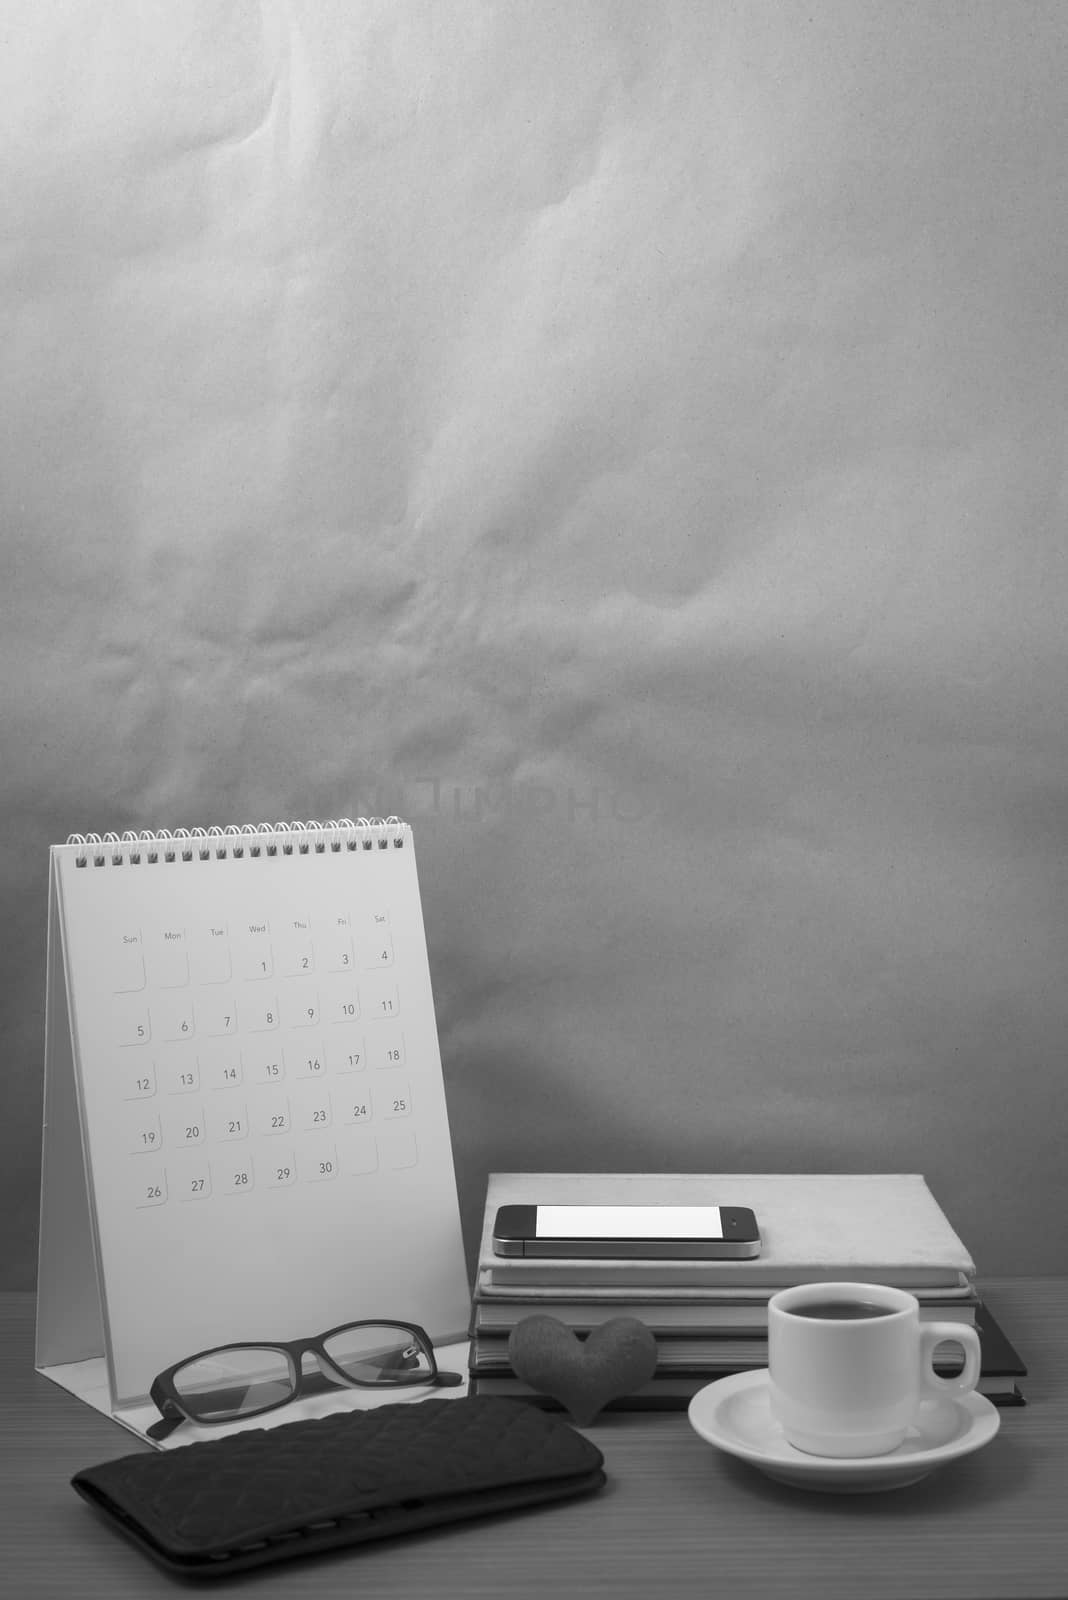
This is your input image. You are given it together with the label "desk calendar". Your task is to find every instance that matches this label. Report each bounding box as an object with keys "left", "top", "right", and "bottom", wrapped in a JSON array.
[{"left": 36, "top": 819, "right": 470, "bottom": 1417}]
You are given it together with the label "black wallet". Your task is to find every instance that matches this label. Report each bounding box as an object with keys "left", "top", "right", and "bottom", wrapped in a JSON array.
[{"left": 71, "top": 1396, "right": 606, "bottom": 1579}]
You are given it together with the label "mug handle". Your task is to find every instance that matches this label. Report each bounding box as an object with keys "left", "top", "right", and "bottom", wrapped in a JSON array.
[{"left": 919, "top": 1321, "right": 982, "bottom": 1397}]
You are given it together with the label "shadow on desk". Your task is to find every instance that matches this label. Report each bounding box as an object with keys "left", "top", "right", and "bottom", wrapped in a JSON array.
[{"left": 711, "top": 1430, "right": 1032, "bottom": 1516}]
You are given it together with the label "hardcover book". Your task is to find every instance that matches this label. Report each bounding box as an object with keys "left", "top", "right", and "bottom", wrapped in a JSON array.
[
  {"left": 477, "top": 1172, "right": 977, "bottom": 1293},
  {"left": 469, "top": 1304, "right": 1026, "bottom": 1408}
]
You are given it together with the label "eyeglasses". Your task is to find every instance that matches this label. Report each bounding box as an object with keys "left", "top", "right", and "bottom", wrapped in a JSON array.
[{"left": 147, "top": 1320, "right": 463, "bottom": 1441}]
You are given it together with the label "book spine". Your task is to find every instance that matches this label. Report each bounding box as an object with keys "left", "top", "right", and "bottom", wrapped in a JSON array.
[
  {"left": 482, "top": 1264, "right": 970, "bottom": 1291},
  {"left": 471, "top": 1294, "right": 979, "bottom": 1328},
  {"left": 468, "top": 1374, "right": 1025, "bottom": 1409}
]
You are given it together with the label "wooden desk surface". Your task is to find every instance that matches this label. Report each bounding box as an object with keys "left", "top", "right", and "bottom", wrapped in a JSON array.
[{"left": 3, "top": 1279, "right": 1066, "bottom": 1599}]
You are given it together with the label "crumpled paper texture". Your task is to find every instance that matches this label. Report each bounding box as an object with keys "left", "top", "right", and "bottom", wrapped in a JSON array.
[{"left": 3, "top": 2, "right": 1067, "bottom": 1283}]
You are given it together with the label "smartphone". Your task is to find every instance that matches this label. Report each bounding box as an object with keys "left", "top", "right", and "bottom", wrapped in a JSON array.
[{"left": 492, "top": 1203, "right": 761, "bottom": 1259}]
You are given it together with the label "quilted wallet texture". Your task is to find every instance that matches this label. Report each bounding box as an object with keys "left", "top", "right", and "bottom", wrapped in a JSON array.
[{"left": 71, "top": 1396, "right": 607, "bottom": 1579}]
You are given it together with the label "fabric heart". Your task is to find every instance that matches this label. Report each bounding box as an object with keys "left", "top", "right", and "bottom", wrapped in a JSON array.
[{"left": 507, "top": 1315, "right": 658, "bottom": 1425}]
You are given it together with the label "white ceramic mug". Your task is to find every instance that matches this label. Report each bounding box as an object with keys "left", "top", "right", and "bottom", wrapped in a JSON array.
[{"left": 767, "top": 1281, "right": 982, "bottom": 1458}]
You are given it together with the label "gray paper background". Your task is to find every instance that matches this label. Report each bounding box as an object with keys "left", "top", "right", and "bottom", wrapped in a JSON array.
[{"left": 4, "top": 2, "right": 1067, "bottom": 1287}]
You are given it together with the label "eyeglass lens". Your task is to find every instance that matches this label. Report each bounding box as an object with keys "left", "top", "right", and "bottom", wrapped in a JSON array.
[
  {"left": 322, "top": 1323, "right": 433, "bottom": 1384},
  {"left": 173, "top": 1347, "right": 295, "bottom": 1422},
  {"left": 171, "top": 1325, "right": 433, "bottom": 1421}
]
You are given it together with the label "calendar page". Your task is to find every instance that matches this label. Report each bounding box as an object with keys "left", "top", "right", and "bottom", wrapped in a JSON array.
[{"left": 48, "top": 821, "right": 470, "bottom": 1406}]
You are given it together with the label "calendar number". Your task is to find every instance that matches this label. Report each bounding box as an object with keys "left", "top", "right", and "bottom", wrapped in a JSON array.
[
  {"left": 115, "top": 1008, "right": 151, "bottom": 1047},
  {"left": 266, "top": 1151, "right": 296, "bottom": 1187},
  {"left": 195, "top": 995, "right": 237, "bottom": 1037},
  {"left": 241, "top": 993, "right": 279, "bottom": 1032},
  {"left": 236, "top": 926, "right": 273, "bottom": 981},
  {"left": 198, "top": 1040, "right": 242, "bottom": 1090},
  {"left": 248, "top": 1049, "right": 285, "bottom": 1084},
  {"left": 132, "top": 1166, "right": 168, "bottom": 1208},
  {"left": 298, "top": 1141, "right": 338, "bottom": 1182},
  {"left": 363, "top": 980, "right": 400, "bottom": 1023},
  {"left": 324, "top": 926, "right": 354, "bottom": 972},
  {"left": 155, "top": 995, "right": 196, "bottom": 1042},
  {"left": 278, "top": 935, "right": 314, "bottom": 978},
  {"left": 322, "top": 979, "right": 360, "bottom": 1025},
  {"left": 281, "top": 987, "right": 320, "bottom": 1029},
  {"left": 331, "top": 1027, "right": 366, "bottom": 1073},
  {"left": 369, "top": 1031, "right": 405, "bottom": 1071},
  {"left": 121, "top": 1063, "right": 157, "bottom": 1100},
  {"left": 220, "top": 1158, "right": 255, "bottom": 1195},
  {"left": 157, "top": 1052, "right": 200, "bottom": 1095},
  {"left": 383, "top": 1081, "right": 411, "bottom": 1119},
  {"left": 296, "top": 1039, "right": 327, "bottom": 1078},
  {"left": 173, "top": 1158, "right": 212, "bottom": 1201},
  {"left": 126, "top": 1111, "right": 162, "bottom": 1155},
  {"left": 252, "top": 1095, "right": 290, "bottom": 1137},
  {"left": 208, "top": 1101, "right": 249, "bottom": 1142},
  {"left": 105, "top": 891, "right": 429, "bottom": 1219},
  {"left": 359, "top": 932, "right": 394, "bottom": 969}
]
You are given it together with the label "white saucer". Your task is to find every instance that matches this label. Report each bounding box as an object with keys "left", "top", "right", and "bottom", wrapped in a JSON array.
[{"left": 687, "top": 1370, "right": 1001, "bottom": 1493}]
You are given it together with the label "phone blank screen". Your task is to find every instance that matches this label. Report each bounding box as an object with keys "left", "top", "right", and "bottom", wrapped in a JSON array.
[{"left": 535, "top": 1205, "right": 725, "bottom": 1240}]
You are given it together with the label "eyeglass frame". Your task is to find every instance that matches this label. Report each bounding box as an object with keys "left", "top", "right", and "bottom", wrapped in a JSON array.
[{"left": 147, "top": 1318, "right": 464, "bottom": 1441}]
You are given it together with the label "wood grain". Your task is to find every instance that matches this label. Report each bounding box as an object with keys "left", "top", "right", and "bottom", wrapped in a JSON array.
[{"left": 3, "top": 1279, "right": 1065, "bottom": 1599}]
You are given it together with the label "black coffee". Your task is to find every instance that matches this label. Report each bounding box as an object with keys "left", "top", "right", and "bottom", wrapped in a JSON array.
[{"left": 789, "top": 1299, "right": 896, "bottom": 1320}]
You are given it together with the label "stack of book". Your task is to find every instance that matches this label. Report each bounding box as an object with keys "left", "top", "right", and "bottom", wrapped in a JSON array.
[{"left": 467, "top": 1173, "right": 1027, "bottom": 1409}]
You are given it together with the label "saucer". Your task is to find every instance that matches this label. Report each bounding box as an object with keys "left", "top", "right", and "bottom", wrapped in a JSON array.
[{"left": 687, "top": 1370, "right": 1000, "bottom": 1493}]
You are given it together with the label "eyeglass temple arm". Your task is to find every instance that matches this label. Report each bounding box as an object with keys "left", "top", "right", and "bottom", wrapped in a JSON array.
[{"left": 146, "top": 1404, "right": 188, "bottom": 1442}]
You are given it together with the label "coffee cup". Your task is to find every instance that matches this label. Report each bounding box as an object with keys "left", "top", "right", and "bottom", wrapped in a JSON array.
[{"left": 767, "top": 1281, "right": 982, "bottom": 1458}]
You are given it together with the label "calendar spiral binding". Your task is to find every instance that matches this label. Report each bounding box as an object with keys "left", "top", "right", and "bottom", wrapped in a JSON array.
[{"left": 67, "top": 819, "right": 408, "bottom": 868}]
